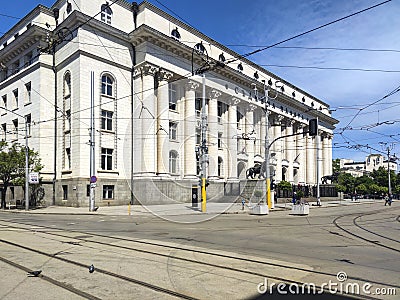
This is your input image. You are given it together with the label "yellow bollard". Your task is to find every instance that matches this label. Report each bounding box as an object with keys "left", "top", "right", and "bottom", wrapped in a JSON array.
[
  {"left": 201, "top": 178, "right": 206, "bottom": 213},
  {"left": 128, "top": 203, "right": 131, "bottom": 216},
  {"left": 266, "top": 178, "right": 271, "bottom": 209}
]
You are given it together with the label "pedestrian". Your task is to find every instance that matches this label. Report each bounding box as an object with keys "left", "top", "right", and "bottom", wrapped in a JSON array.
[
  {"left": 241, "top": 198, "right": 245, "bottom": 210},
  {"left": 385, "top": 194, "right": 392, "bottom": 206},
  {"left": 292, "top": 192, "right": 297, "bottom": 204}
]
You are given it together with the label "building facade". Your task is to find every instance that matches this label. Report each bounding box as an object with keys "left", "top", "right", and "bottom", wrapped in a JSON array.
[
  {"left": 0, "top": 0, "right": 338, "bottom": 206},
  {"left": 340, "top": 154, "right": 397, "bottom": 177}
]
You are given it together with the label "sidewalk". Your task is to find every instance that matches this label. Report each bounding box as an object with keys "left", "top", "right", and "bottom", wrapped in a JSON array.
[{"left": 0, "top": 198, "right": 382, "bottom": 216}]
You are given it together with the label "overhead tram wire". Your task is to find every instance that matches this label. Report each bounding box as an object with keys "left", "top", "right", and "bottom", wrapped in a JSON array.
[
  {"left": 225, "top": 45, "right": 400, "bottom": 54},
  {"left": 259, "top": 64, "right": 400, "bottom": 73},
  {"left": 340, "top": 83, "right": 400, "bottom": 133},
  {"left": 222, "top": 0, "right": 392, "bottom": 65}
]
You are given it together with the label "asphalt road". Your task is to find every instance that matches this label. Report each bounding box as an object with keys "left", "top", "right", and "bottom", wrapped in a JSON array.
[{"left": 0, "top": 202, "right": 398, "bottom": 299}]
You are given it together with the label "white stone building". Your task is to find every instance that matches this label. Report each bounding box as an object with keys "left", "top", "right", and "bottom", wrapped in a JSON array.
[
  {"left": 0, "top": 0, "right": 338, "bottom": 206},
  {"left": 340, "top": 154, "right": 397, "bottom": 177}
]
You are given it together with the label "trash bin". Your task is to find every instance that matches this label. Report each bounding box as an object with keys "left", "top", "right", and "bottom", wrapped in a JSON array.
[{"left": 192, "top": 185, "right": 198, "bottom": 208}]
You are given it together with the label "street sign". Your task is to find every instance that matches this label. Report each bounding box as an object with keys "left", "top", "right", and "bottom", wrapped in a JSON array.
[
  {"left": 29, "top": 172, "right": 39, "bottom": 184},
  {"left": 90, "top": 176, "right": 97, "bottom": 183}
]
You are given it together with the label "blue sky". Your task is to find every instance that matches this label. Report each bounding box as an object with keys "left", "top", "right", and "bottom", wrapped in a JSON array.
[{"left": 1, "top": 0, "right": 400, "bottom": 164}]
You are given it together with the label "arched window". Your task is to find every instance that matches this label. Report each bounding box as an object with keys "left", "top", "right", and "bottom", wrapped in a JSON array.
[
  {"left": 101, "top": 3, "right": 113, "bottom": 24},
  {"left": 169, "top": 151, "right": 178, "bottom": 174},
  {"left": 218, "top": 156, "right": 223, "bottom": 177},
  {"left": 101, "top": 74, "right": 114, "bottom": 96},
  {"left": 64, "top": 72, "right": 71, "bottom": 97}
]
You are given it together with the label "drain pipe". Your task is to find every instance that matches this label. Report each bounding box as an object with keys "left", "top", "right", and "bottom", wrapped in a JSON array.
[{"left": 130, "top": 2, "right": 138, "bottom": 204}]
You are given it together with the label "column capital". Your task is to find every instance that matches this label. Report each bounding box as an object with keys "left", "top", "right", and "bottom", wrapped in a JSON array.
[
  {"left": 209, "top": 89, "right": 222, "bottom": 100},
  {"left": 158, "top": 68, "right": 174, "bottom": 82},
  {"left": 185, "top": 80, "right": 199, "bottom": 91},
  {"left": 271, "top": 114, "right": 284, "bottom": 126},
  {"left": 134, "top": 62, "right": 159, "bottom": 78},
  {"left": 249, "top": 104, "right": 257, "bottom": 111},
  {"left": 228, "top": 97, "right": 241, "bottom": 106},
  {"left": 295, "top": 122, "right": 306, "bottom": 131}
]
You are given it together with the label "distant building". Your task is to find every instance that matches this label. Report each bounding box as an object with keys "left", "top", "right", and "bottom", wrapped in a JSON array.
[{"left": 340, "top": 154, "right": 397, "bottom": 177}]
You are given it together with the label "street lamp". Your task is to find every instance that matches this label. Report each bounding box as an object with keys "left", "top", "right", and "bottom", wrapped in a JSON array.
[{"left": 0, "top": 108, "right": 30, "bottom": 210}]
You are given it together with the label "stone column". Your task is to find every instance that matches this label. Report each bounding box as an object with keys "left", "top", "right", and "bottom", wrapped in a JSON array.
[
  {"left": 327, "top": 134, "right": 333, "bottom": 176},
  {"left": 208, "top": 90, "right": 221, "bottom": 180},
  {"left": 296, "top": 123, "right": 306, "bottom": 184},
  {"left": 260, "top": 110, "right": 266, "bottom": 159},
  {"left": 306, "top": 133, "right": 315, "bottom": 185},
  {"left": 273, "top": 114, "right": 284, "bottom": 181},
  {"left": 322, "top": 132, "right": 331, "bottom": 177},
  {"left": 133, "top": 71, "right": 142, "bottom": 175},
  {"left": 245, "top": 104, "right": 256, "bottom": 169},
  {"left": 139, "top": 63, "right": 158, "bottom": 176},
  {"left": 184, "top": 80, "right": 199, "bottom": 179},
  {"left": 157, "top": 69, "right": 173, "bottom": 176},
  {"left": 227, "top": 97, "right": 240, "bottom": 180},
  {"left": 285, "top": 119, "right": 295, "bottom": 183}
]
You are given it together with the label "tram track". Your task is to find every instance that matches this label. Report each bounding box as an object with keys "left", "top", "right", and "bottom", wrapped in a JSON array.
[
  {"left": 0, "top": 255, "right": 101, "bottom": 300},
  {"left": 0, "top": 218, "right": 398, "bottom": 296},
  {"left": 333, "top": 207, "right": 400, "bottom": 253},
  {"left": 0, "top": 237, "right": 198, "bottom": 300},
  {"left": 0, "top": 220, "right": 393, "bottom": 286}
]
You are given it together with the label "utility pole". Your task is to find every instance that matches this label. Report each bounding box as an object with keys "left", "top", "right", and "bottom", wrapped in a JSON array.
[
  {"left": 380, "top": 142, "right": 394, "bottom": 196},
  {"left": 24, "top": 115, "right": 29, "bottom": 211},
  {"left": 263, "top": 82, "right": 271, "bottom": 209},
  {"left": 200, "top": 74, "right": 208, "bottom": 212},
  {"left": 89, "top": 71, "right": 96, "bottom": 211},
  {"left": 192, "top": 42, "right": 210, "bottom": 213}
]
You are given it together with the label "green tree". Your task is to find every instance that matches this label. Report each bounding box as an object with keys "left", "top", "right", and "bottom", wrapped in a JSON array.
[
  {"left": 355, "top": 183, "right": 367, "bottom": 195},
  {"left": 337, "top": 173, "right": 355, "bottom": 194},
  {"left": 277, "top": 180, "right": 292, "bottom": 191},
  {"left": 371, "top": 167, "right": 396, "bottom": 188},
  {"left": 0, "top": 141, "right": 43, "bottom": 209},
  {"left": 332, "top": 158, "right": 341, "bottom": 174}
]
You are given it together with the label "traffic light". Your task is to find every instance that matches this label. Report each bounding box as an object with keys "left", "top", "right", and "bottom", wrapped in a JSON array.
[{"left": 309, "top": 118, "right": 318, "bottom": 136}]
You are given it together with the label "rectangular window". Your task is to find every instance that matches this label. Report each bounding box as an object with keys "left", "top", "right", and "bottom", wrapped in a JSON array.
[
  {"left": 169, "top": 121, "right": 177, "bottom": 140},
  {"left": 86, "top": 184, "right": 90, "bottom": 197},
  {"left": 218, "top": 132, "right": 223, "bottom": 149},
  {"left": 25, "top": 114, "right": 31, "bottom": 136},
  {"left": 13, "top": 89, "right": 18, "bottom": 109},
  {"left": 1, "top": 123, "right": 6, "bottom": 141},
  {"left": 62, "top": 185, "right": 68, "bottom": 200},
  {"left": 103, "top": 185, "right": 114, "bottom": 199},
  {"left": 217, "top": 101, "right": 222, "bottom": 124},
  {"left": 12, "top": 119, "right": 18, "bottom": 140},
  {"left": 25, "top": 82, "right": 31, "bottom": 104},
  {"left": 65, "top": 109, "right": 71, "bottom": 132},
  {"left": 237, "top": 110, "right": 243, "bottom": 128},
  {"left": 101, "top": 110, "right": 113, "bottom": 131},
  {"left": 101, "top": 148, "right": 113, "bottom": 170},
  {"left": 169, "top": 83, "right": 178, "bottom": 110},
  {"left": 66, "top": 148, "right": 71, "bottom": 169}
]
